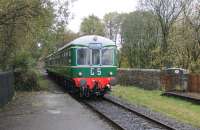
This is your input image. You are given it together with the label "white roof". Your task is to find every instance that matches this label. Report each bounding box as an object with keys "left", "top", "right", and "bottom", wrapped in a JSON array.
[
  {"left": 46, "top": 35, "right": 115, "bottom": 58},
  {"left": 58, "top": 35, "right": 115, "bottom": 51}
]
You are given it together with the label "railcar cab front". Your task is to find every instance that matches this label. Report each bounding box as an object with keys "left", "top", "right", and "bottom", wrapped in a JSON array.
[
  {"left": 73, "top": 36, "right": 117, "bottom": 96},
  {"left": 76, "top": 43, "right": 115, "bottom": 66},
  {"left": 75, "top": 43, "right": 116, "bottom": 77}
]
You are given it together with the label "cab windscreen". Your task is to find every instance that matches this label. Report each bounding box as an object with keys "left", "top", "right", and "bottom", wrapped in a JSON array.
[
  {"left": 77, "top": 48, "right": 90, "bottom": 65},
  {"left": 102, "top": 49, "right": 113, "bottom": 65},
  {"left": 92, "top": 49, "right": 100, "bottom": 65}
]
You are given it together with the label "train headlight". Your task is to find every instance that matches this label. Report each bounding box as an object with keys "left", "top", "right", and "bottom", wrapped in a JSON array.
[
  {"left": 78, "top": 72, "right": 83, "bottom": 76},
  {"left": 109, "top": 72, "right": 113, "bottom": 76}
]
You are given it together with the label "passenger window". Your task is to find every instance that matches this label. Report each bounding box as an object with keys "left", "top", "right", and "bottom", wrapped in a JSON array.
[
  {"left": 77, "top": 48, "right": 90, "bottom": 65},
  {"left": 92, "top": 49, "right": 100, "bottom": 65},
  {"left": 102, "top": 49, "right": 113, "bottom": 65}
]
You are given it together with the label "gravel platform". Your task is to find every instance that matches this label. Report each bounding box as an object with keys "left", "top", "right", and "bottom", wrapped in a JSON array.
[{"left": 104, "top": 94, "right": 200, "bottom": 130}]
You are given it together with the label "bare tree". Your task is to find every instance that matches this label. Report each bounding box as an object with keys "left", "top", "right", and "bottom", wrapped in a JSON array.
[
  {"left": 103, "top": 12, "right": 126, "bottom": 45},
  {"left": 182, "top": 0, "right": 200, "bottom": 62},
  {"left": 141, "top": 0, "right": 185, "bottom": 52}
]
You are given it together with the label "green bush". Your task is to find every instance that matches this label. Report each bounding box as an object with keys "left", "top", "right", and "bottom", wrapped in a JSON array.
[
  {"left": 14, "top": 69, "right": 40, "bottom": 91},
  {"left": 12, "top": 51, "right": 36, "bottom": 70}
]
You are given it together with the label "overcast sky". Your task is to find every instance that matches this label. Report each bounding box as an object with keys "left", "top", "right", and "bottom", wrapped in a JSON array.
[{"left": 67, "top": 0, "right": 139, "bottom": 33}]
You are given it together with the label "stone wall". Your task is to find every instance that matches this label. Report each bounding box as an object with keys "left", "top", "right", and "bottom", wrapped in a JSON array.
[{"left": 116, "top": 68, "right": 161, "bottom": 90}]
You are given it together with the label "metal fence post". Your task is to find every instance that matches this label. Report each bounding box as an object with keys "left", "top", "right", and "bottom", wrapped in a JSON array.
[{"left": 0, "top": 71, "right": 14, "bottom": 107}]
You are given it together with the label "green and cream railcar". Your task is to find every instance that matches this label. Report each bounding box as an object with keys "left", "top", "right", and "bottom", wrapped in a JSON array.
[{"left": 45, "top": 35, "right": 117, "bottom": 97}]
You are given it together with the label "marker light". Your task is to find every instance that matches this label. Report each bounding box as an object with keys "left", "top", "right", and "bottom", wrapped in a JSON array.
[
  {"left": 109, "top": 72, "right": 113, "bottom": 76},
  {"left": 78, "top": 72, "right": 83, "bottom": 76}
]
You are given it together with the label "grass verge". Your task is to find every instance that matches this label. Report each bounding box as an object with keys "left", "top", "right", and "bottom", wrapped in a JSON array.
[
  {"left": 111, "top": 85, "right": 200, "bottom": 128},
  {"left": 37, "top": 74, "right": 49, "bottom": 91}
]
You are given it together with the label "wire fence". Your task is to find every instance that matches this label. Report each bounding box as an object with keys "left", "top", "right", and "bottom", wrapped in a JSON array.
[{"left": 0, "top": 71, "right": 14, "bottom": 107}]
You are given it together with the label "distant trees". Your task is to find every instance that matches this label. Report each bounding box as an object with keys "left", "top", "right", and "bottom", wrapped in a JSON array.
[
  {"left": 141, "top": 0, "right": 187, "bottom": 66},
  {"left": 103, "top": 12, "right": 126, "bottom": 43},
  {"left": 164, "top": 0, "right": 200, "bottom": 71},
  {"left": 0, "top": 0, "right": 72, "bottom": 70},
  {"left": 182, "top": 0, "right": 200, "bottom": 71},
  {"left": 121, "top": 11, "right": 161, "bottom": 68},
  {"left": 142, "top": 0, "right": 185, "bottom": 50},
  {"left": 80, "top": 15, "right": 105, "bottom": 36},
  {"left": 114, "top": 0, "right": 200, "bottom": 72},
  {"left": 0, "top": 0, "right": 50, "bottom": 69}
]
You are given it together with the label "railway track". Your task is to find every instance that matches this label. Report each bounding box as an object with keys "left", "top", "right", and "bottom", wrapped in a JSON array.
[{"left": 81, "top": 96, "right": 176, "bottom": 130}]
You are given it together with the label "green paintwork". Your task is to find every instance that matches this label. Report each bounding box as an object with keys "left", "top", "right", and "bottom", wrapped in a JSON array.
[
  {"left": 47, "top": 66, "right": 72, "bottom": 78},
  {"left": 72, "top": 66, "right": 117, "bottom": 78},
  {"left": 46, "top": 46, "right": 117, "bottom": 78},
  {"left": 71, "top": 48, "right": 76, "bottom": 66},
  {"left": 47, "top": 65, "right": 117, "bottom": 78},
  {"left": 46, "top": 43, "right": 117, "bottom": 79}
]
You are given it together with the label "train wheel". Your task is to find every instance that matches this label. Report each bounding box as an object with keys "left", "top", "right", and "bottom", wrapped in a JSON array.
[
  {"left": 79, "top": 87, "right": 84, "bottom": 97},
  {"left": 86, "top": 89, "right": 90, "bottom": 97}
]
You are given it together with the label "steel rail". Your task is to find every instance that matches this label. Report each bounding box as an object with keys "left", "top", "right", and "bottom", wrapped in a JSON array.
[
  {"left": 103, "top": 96, "right": 176, "bottom": 130},
  {"left": 81, "top": 99, "right": 124, "bottom": 130}
]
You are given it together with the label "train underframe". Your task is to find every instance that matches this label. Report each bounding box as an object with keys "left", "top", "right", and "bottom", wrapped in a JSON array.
[{"left": 47, "top": 71, "right": 113, "bottom": 97}]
